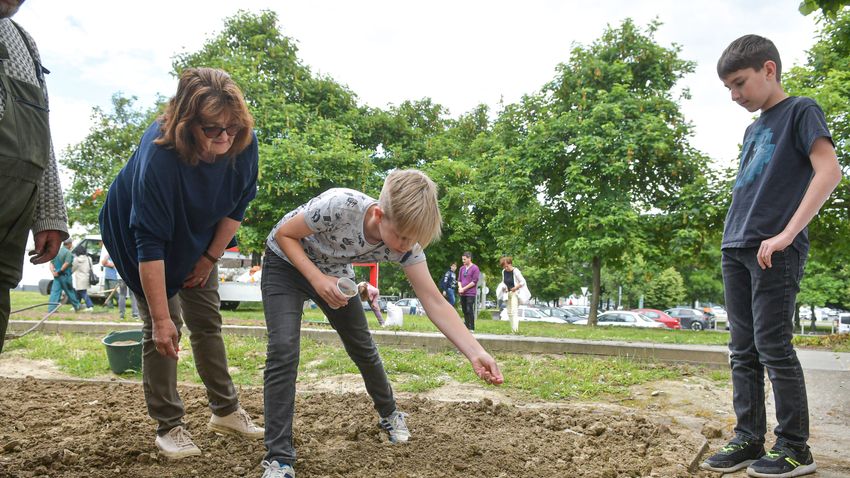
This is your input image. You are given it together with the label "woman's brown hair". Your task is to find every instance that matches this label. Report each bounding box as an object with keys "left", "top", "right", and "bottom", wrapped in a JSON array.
[{"left": 154, "top": 67, "right": 254, "bottom": 165}]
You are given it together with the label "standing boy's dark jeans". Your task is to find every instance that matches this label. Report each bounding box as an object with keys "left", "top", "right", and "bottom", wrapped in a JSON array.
[
  {"left": 723, "top": 246, "right": 809, "bottom": 448},
  {"left": 261, "top": 250, "right": 396, "bottom": 466},
  {"left": 460, "top": 295, "right": 475, "bottom": 330}
]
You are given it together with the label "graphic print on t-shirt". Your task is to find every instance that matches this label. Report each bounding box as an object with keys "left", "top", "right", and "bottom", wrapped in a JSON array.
[
  {"left": 266, "top": 188, "right": 426, "bottom": 278},
  {"left": 735, "top": 125, "right": 776, "bottom": 189}
]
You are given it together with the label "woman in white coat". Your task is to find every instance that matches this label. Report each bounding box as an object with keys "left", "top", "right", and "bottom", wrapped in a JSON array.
[
  {"left": 497, "top": 256, "right": 529, "bottom": 333},
  {"left": 71, "top": 245, "right": 95, "bottom": 312}
]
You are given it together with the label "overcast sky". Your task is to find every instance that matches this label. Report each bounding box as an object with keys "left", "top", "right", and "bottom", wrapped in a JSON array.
[{"left": 15, "top": 0, "right": 821, "bottom": 171}]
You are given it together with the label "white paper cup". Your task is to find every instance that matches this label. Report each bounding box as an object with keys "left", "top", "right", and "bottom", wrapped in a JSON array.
[{"left": 336, "top": 277, "right": 358, "bottom": 298}]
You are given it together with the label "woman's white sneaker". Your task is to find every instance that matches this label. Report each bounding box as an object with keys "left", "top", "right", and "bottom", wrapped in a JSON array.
[
  {"left": 209, "top": 406, "right": 264, "bottom": 439},
  {"left": 155, "top": 426, "right": 201, "bottom": 459}
]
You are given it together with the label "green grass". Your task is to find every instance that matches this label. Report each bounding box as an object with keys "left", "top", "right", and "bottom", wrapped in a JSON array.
[
  {"left": 11, "top": 291, "right": 849, "bottom": 351},
  {"left": 3, "top": 332, "right": 715, "bottom": 401}
]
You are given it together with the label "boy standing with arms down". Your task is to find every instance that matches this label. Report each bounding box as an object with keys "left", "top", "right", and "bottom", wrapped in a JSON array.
[
  {"left": 259, "top": 169, "right": 503, "bottom": 478},
  {"left": 701, "top": 35, "right": 841, "bottom": 478}
]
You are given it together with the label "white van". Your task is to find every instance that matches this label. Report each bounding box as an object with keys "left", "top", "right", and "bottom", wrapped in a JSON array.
[{"left": 838, "top": 313, "right": 850, "bottom": 334}]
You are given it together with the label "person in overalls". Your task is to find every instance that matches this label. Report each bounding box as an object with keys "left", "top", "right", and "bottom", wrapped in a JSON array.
[{"left": 0, "top": 1, "right": 69, "bottom": 353}]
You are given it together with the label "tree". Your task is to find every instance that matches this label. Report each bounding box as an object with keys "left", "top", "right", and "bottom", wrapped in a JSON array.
[
  {"left": 785, "top": 9, "right": 850, "bottom": 311},
  {"left": 798, "top": 0, "right": 850, "bottom": 18},
  {"left": 172, "top": 10, "right": 378, "bottom": 253},
  {"left": 61, "top": 95, "right": 160, "bottom": 228},
  {"left": 511, "top": 19, "right": 709, "bottom": 324},
  {"left": 644, "top": 267, "right": 686, "bottom": 309}
]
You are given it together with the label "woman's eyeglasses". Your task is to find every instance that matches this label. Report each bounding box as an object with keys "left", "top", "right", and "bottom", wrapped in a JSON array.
[{"left": 201, "top": 125, "right": 242, "bottom": 138}]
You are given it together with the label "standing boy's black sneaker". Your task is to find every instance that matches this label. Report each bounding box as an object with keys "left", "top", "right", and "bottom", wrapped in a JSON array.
[
  {"left": 747, "top": 445, "right": 816, "bottom": 478},
  {"left": 700, "top": 438, "right": 765, "bottom": 473}
]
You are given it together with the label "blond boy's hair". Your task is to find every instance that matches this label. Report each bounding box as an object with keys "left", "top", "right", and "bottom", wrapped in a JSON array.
[{"left": 379, "top": 169, "right": 442, "bottom": 248}]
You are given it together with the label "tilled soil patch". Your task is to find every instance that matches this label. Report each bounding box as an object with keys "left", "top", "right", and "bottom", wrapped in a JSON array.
[{"left": 0, "top": 377, "right": 711, "bottom": 477}]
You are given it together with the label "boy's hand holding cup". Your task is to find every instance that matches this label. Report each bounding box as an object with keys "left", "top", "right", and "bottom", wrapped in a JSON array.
[{"left": 314, "top": 274, "right": 355, "bottom": 309}]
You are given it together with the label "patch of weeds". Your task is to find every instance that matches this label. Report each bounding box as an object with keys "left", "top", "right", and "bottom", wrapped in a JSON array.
[
  {"left": 395, "top": 375, "right": 446, "bottom": 393},
  {"left": 707, "top": 369, "right": 731, "bottom": 384},
  {"left": 793, "top": 333, "right": 850, "bottom": 352}
]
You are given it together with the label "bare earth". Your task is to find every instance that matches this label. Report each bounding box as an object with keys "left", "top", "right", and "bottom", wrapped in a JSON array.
[{"left": 0, "top": 358, "right": 848, "bottom": 478}]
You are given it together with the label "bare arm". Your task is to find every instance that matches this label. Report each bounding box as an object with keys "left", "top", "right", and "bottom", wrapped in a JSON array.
[
  {"left": 405, "top": 261, "right": 503, "bottom": 384},
  {"left": 759, "top": 137, "right": 842, "bottom": 268},
  {"left": 273, "top": 212, "right": 349, "bottom": 309},
  {"left": 139, "top": 260, "right": 179, "bottom": 360},
  {"left": 370, "top": 300, "right": 384, "bottom": 323}
]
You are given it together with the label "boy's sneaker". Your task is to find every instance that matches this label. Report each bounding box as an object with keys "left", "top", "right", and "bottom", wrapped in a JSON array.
[
  {"left": 379, "top": 410, "right": 410, "bottom": 443},
  {"left": 700, "top": 438, "right": 765, "bottom": 473},
  {"left": 747, "top": 445, "right": 816, "bottom": 478},
  {"left": 261, "top": 460, "right": 295, "bottom": 478},
  {"left": 155, "top": 426, "right": 201, "bottom": 459},
  {"left": 209, "top": 406, "right": 264, "bottom": 439}
]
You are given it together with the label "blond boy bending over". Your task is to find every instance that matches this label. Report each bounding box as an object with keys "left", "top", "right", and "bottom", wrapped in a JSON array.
[{"left": 258, "top": 170, "right": 504, "bottom": 478}]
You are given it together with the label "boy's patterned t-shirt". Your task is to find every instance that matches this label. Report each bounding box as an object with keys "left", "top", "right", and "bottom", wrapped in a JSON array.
[{"left": 266, "top": 188, "right": 426, "bottom": 278}]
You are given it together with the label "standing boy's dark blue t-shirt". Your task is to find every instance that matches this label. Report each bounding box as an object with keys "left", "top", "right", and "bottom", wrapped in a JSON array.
[
  {"left": 99, "top": 121, "right": 258, "bottom": 298},
  {"left": 722, "top": 96, "right": 833, "bottom": 257}
]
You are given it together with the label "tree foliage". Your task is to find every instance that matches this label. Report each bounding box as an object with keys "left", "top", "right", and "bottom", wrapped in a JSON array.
[
  {"left": 798, "top": 0, "right": 850, "bottom": 18},
  {"left": 62, "top": 11, "right": 850, "bottom": 310},
  {"left": 785, "top": 9, "right": 850, "bottom": 309},
  {"left": 499, "top": 19, "right": 709, "bottom": 323},
  {"left": 644, "top": 267, "right": 686, "bottom": 309},
  {"left": 61, "top": 95, "right": 160, "bottom": 228},
  {"left": 171, "top": 10, "right": 379, "bottom": 252}
]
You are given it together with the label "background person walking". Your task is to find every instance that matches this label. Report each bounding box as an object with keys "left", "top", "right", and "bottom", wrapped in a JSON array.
[
  {"left": 458, "top": 252, "right": 479, "bottom": 331},
  {"left": 439, "top": 262, "right": 457, "bottom": 306},
  {"left": 498, "top": 256, "right": 529, "bottom": 333},
  {"left": 71, "top": 244, "right": 95, "bottom": 312},
  {"left": 47, "top": 239, "right": 79, "bottom": 313}
]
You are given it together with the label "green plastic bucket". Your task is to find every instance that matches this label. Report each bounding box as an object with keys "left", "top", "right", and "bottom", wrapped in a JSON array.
[{"left": 102, "top": 330, "right": 143, "bottom": 374}]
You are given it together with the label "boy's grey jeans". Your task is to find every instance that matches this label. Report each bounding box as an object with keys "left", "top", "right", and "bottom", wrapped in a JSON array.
[
  {"left": 261, "top": 249, "right": 396, "bottom": 466},
  {"left": 723, "top": 246, "right": 809, "bottom": 448}
]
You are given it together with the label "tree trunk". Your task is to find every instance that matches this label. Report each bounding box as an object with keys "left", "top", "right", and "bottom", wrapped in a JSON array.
[
  {"left": 794, "top": 303, "right": 801, "bottom": 332},
  {"left": 589, "top": 256, "right": 601, "bottom": 326}
]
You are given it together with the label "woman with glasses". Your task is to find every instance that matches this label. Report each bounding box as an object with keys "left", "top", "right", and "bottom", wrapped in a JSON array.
[{"left": 99, "top": 67, "right": 263, "bottom": 459}]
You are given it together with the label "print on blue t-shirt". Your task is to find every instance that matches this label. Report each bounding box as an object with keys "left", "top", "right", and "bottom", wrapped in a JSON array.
[{"left": 735, "top": 125, "right": 776, "bottom": 189}]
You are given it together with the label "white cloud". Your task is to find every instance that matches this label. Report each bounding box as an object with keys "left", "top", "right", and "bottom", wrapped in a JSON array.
[{"left": 14, "top": 0, "right": 820, "bottom": 165}]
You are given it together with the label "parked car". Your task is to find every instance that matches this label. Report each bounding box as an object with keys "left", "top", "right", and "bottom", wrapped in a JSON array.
[
  {"left": 362, "top": 298, "right": 389, "bottom": 313},
  {"left": 573, "top": 311, "right": 665, "bottom": 328},
  {"left": 500, "top": 306, "right": 569, "bottom": 324},
  {"left": 561, "top": 305, "right": 599, "bottom": 317},
  {"left": 538, "top": 307, "right": 584, "bottom": 323},
  {"left": 632, "top": 308, "right": 680, "bottom": 330},
  {"left": 392, "top": 298, "right": 424, "bottom": 315},
  {"left": 665, "top": 307, "right": 714, "bottom": 331},
  {"left": 838, "top": 313, "right": 850, "bottom": 334}
]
